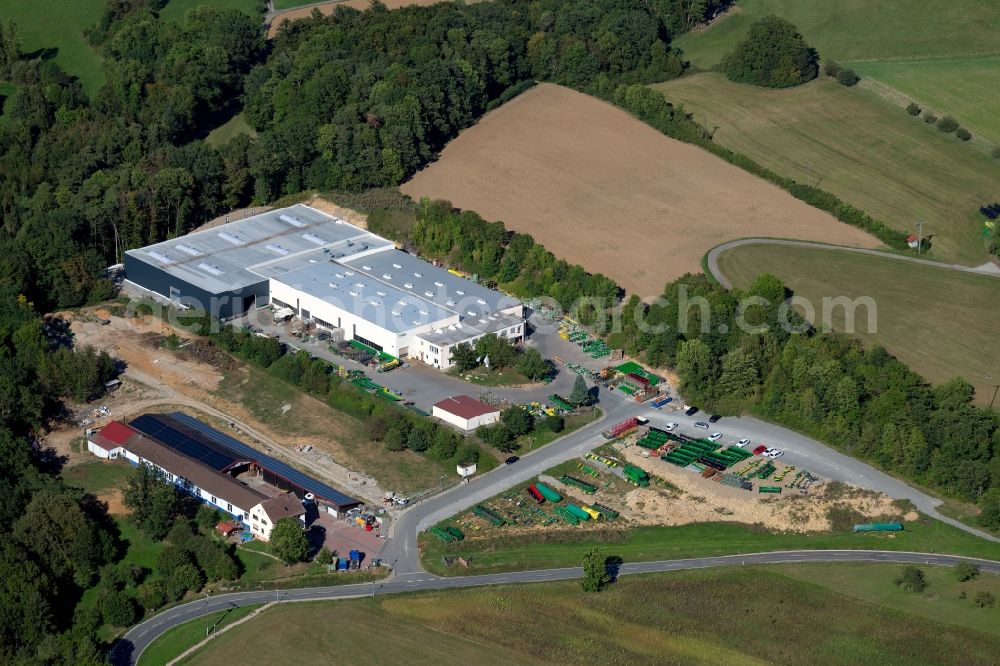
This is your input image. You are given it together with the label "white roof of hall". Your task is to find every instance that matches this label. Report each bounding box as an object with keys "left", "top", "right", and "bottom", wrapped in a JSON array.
[
  {"left": 269, "top": 259, "right": 457, "bottom": 334},
  {"left": 340, "top": 249, "right": 521, "bottom": 319},
  {"left": 125, "top": 205, "right": 383, "bottom": 294},
  {"left": 418, "top": 312, "right": 525, "bottom": 347}
]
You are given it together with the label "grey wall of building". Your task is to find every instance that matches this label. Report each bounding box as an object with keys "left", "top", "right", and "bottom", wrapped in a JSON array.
[{"left": 124, "top": 254, "right": 269, "bottom": 320}]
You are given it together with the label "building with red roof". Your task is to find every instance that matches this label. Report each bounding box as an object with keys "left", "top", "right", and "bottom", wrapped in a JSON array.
[{"left": 432, "top": 395, "right": 501, "bottom": 431}]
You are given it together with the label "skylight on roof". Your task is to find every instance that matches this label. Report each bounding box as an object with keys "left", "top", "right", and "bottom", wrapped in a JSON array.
[
  {"left": 424, "top": 291, "right": 434, "bottom": 297},
  {"left": 382, "top": 273, "right": 392, "bottom": 280},
  {"left": 404, "top": 282, "right": 413, "bottom": 289},
  {"left": 392, "top": 263, "right": 402, "bottom": 269},
  {"left": 198, "top": 263, "right": 224, "bottom": 276},
  {"left": 279, "top": 214, "right": 306, "bottom": 227},
  {"left": 265, "top": 243, "right": 290, "bottom": 256},
  {"left": 414, "top": 272, "right": 422, "bottom": 278},
  {"left": 303, "top": 233, "right": 326, "bottom": 245},
  {"left": 457, "top": 290, "right": 465, "bottom": 295},
  {"left": 362, "top": 264, "right": 371, "bottom": 270},
  {"left": 176, "top": 243, "right": 203, "bottom": 257},
  {"left": 477, "top": 298, "right": 487, "bottom": 305},
  {"left": 148, "top": 250, "right": 173, "bottom": 264},
  {"left": 218, "top": 231, "right": 243, "bottom": 245},
  {"left": 434, "top": 281, "right": 444, "bottom": 287}
]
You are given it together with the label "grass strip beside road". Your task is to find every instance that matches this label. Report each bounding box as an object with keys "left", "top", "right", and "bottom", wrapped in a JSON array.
[
  {"left": 138, "top": 605, "right": 261, "bottom": 666},
  {"left": 420, "top": 516, "right": 1000, "bottom": 576}
]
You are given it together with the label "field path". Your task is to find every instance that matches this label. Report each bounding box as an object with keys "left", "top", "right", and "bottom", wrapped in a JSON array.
[{"left": 707, "top": 238, "right": 1000, "bottom": 289}]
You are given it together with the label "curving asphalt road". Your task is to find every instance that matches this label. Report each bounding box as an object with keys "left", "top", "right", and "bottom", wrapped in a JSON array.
[
  {"left": 111, "top": 549, "right": 1000, "bottom": 665},
  {"left": 706, "top": 238, "right": 1000, "bottom": 290}
]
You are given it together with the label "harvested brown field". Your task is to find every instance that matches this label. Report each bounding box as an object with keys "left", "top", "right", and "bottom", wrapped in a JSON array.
[
  {"left": 268, "top": 0, "right": 459, "bottom": 38},
  {"left": 401, "top": 83, "right": 882, "bottom": 298}
]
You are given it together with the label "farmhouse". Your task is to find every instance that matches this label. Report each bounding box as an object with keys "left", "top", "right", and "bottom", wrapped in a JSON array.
[
  {"left": 249, "top": 494, "right": 307, "bottom": 542},
  {"left": 432, "top": 395, "right": 501, "bottom": 431},
  {"left": 124, "top": 204, "right": 523, "bottom": 367},
  {"left": 88, "top": 412, "right": 362, "bottom": 524}
]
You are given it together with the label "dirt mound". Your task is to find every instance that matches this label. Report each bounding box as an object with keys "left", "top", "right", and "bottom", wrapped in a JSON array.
[{"left": 401, "top": 83, "right": 881, "bottom": 298}]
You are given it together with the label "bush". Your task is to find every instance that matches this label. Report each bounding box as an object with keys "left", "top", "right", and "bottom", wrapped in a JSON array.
[
  {"left": 137, "top": 581, "right": 169, "bottom": 612},
  {"left": 894, "top": 566, "right": 928, "bottom": 593},
  {"left": 270, "top": 517, "right": 308, "bottom": 564},
  {"left": 937, "top": 115, "right": 959, "bottom": 133},
  {"left": 100, "top": 590, "right": 138, "bottom": 627},
  {"left": 975, "top": 591, "right": 996, "bottom": 608},
  {"left": 721, "top": 16, "right": 818, "bottom": 88},
  {"left": 906, "top": 102, "right": 921, "bottom": 116},
  {"left": 542, "top": 415, "right": 565, "bottom": 433},
  {"left": 992, "top": 146, "right": 1000, "bottom": 160},
  {"left": 823, "top": 60, "right": 841, "bottom": 77},
  {"left": 581, "top": 547, "right": 612, "bottom": 592},
  {"left": 836, "top": 69, "right": 860, "bottom": 86},
  {"left": 923, "top": 113, "right": 938, "bottom": 124},
  {"left": 956, "top": 127, "right": 972, "bottom": 141},
  {"left": 166, "top": 563, "right": 205, "bottom": 600},
  {"left": 954, "top": 562, "right": 980, "bottom": 582},
  {"left": 316, "top": 547, "right": 334, "bottom": 566}
]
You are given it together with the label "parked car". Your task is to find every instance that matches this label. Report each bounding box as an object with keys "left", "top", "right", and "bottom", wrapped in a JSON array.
[
  {"left": 694, "top": 421, "right": 709, "bottom": 429},
  {"left": 763, "top": 448, "right": 784, "bottom": 458},
  {"left": 708, "top": 432, "right": 723, "bottom": 441},
  {"left": 708, "top": 414, "right": 722, "bottom": 423},
  {"left": 505, "top": 456, "right": 520, "bottom": 465},
  {"left": 752, "top": 445, "right": 767, "bottom": 455},
  {"left": 737, "top": 438, "right": 751, "bottom": 448},
  {"left": 684, "top": 406, "right": 699, "bottom": 416},
  {"left": 664, "top": 422, "right": 679, "bottom": 432},
  {"left": 635, "top": 417, "right": 649, "bottom": 426}
]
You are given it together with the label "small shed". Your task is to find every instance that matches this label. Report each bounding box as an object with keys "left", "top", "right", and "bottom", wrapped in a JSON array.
[
  {"left": 906, "top": 234, "right": 920, "bottom": 249},
  {"left": 432, "top": 395, "right": 501, "bottom": 431},
  {"left": 216, "top": 521, "right": 240, "bottom": 537}
]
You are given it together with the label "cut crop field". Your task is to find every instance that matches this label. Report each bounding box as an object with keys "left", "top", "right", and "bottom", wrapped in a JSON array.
[
  {"left": 714, "top": 243, "right": 1000, "bottom": 406},
  {"left": 178, "top": 568, "right": 1000, "bottom": 665},
  {"left": 268, "top": 0, "right": 459, "bottom": 38},
  {"left": 850, "top": 56, "right": 1000, "bottom": 146},
  {"left": 675, "top": 0, "right": 1000, "bottom": 69},
  {"left": 7, "top": 0, "right": 106, "bottom": 95},
  {"left": 654, "top": 73, "right": 1000, "bottom": 265},
  {"left": 401, "top": 83, "right": 879, "bottom": 299}
]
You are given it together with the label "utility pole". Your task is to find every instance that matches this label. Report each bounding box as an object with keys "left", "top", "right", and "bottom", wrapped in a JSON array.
[{"left": 917, "top": 220, "right": 924, "bottom": 254}]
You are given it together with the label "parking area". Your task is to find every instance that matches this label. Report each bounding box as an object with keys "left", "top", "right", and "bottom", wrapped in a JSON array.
[{"left": 308, "top": 511, "right": 386, "bottom": 564}]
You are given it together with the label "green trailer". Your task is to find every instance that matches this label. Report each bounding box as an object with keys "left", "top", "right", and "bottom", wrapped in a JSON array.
[
  {"left": 554, "top": 506, "right": 579, "bottom": 525},
  {"left": 473, "top": 505, "right": 505, "bottom": 526},
  {"left": 535, "top": 482, "right": 563, "bottom": 503},
  {"left": 549, "top": 394, "right": 575, "bottom": 411},
  {"left": 758, "top": 486, "right": 782, "bottom": 494},
  {"left": 565, "top": 504, "right": 591, "bottom": 521},
  {"left": 560, "top": 474, "right": 597, "bottom": 494},
  {"left": 853, "top": 523, "right": 903, "bottom": 533},
  {"left": 445, "top": 526, "right": 465, "bottom": 541},
  {"left": 591, "top": 502, "right": 620, "bottom": 519},
  {"left": 429, "top": 527, "right": 455, "bottom": 542}
]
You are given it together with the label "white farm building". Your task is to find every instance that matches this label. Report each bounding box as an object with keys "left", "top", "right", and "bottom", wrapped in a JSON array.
[{"left": 124, "top": 204, "right": 524, "bottom": 369}]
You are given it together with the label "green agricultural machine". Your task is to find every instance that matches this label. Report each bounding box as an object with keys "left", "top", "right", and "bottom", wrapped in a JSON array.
[
  {"left": 535, "top": 482, "right": 562, "bottom": 503},
  {"left": 623, "top": 464, "right": 650, "bottom": 487},
  {"left": 473, "top": 505, "right": 505, "bottom": 526}
]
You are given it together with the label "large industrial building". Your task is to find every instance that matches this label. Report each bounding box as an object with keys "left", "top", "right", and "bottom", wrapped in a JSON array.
[
  {"left": 87, "top": 412, "right": 362, "bottom": 524},
  {"left": 124, "top": 204, "right": 524, "bottom": 368}
]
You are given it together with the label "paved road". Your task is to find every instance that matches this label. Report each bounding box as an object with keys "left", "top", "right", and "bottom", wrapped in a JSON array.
[
  {"left": 111, "top": 549, "right": 1000, "bottom": 665},
  {"left": 706, "top": 238, "right": 1000, "bottom": 290}
]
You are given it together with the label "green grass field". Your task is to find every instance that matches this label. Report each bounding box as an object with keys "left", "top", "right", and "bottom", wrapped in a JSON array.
[
  {"left": 7, "top": 0, "right": 106, "bottom": 95},
  {"left": 159, "top": 0, "right": 263, "bottom": 23},
  {"left": 138, "top": 604, "right": 261, "bottom": 666},
  {"left": 420, "top": 516, "right": 1000, "bottom": 577},
  {"left": 714, "top": 243, "right": 1000, "bottom": 406},
  {"left": 772, "top": 562, "right": 1000, "bottom": 638},
  {"left": 675, "top": 0, "right": 1000, "bottom": 69},
  {"left": 205, "top": 112, "right": 256, "bottom": 147},
  {"left": 653, "top": 73, "right": 1000, "bottom": 264},
  {"left": 176, "top": 568, "right": 1000, "bottom": 665},
  {"left": 850, "top": 56, "right": 1000, "bottom": 146}
]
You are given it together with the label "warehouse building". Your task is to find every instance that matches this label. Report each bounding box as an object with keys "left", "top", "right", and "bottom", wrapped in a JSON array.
[
  {"left": 432, "top": 395, "right": 501, "bottom": 431},
  {"left": 124, "top": 204, "right": 523, "bottom": 367}
]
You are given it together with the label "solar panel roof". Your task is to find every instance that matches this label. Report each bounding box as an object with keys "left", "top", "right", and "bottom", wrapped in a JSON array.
[
  {"left": 158, "top": 412, "right": 360, "bottom": 508},
  {"left": 129, "top": 414, "right": 248, "bottom": 472}
]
